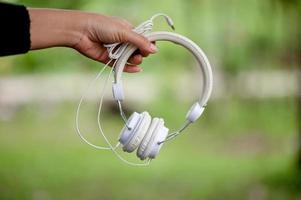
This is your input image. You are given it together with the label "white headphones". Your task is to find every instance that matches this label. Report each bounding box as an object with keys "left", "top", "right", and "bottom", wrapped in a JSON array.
[
  {"left": 75, "top": 14, "right": 213, "bottom": 165},
  {"left": 112, "top": 31, "right": 213, "bottom": 160}
]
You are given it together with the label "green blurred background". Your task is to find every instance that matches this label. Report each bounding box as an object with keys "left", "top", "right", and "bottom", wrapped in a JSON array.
[{"left": 0, "top": 0, "right": 301, "bottom": 199}]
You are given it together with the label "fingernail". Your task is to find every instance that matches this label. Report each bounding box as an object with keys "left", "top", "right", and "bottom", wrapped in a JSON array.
[{"left": 149, "top": 43, "right": 158, "bottom": 53}]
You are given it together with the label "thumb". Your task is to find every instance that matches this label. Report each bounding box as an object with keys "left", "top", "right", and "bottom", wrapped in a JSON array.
[{"left": 124, "top": 30, "right": 158, "bottom": 56}]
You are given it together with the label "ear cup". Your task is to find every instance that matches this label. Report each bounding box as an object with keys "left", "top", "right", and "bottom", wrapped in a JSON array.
[
  {"left": 119, "top": 112, "right": 140, "bottom": 145},
  {"left": 136, "top": 118, "right": 160, "bottom": 160},
  {"left": 137, "top": 118, "right": 166, "bottom": 160},
  {"left": 148, "top": 126, "right": 169, "bottom": 159},
  {"left": 122, "top": 112, "right": 151, "bottom": 152}
]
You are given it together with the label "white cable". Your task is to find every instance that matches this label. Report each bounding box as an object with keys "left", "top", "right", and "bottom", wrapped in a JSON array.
[
  {"left": 104, "top": 13, "right": 174, "bottom": 60},
  {"left": 76, "top": 59, "right": 150, "bottom": 166},
  {"left": 96, "top": 61, "right": 150, "bottom": 166},
  {"left": 75, "top": 60, "right": 113, "bottom": 150}
]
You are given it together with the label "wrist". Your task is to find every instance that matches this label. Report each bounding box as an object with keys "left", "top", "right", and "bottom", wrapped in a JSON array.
[{"left": 28, "top": 8, "right": 85, "bottom": 50}]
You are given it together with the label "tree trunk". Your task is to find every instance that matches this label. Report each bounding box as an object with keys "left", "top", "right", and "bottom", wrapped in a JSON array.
[{"left": 297, "top": 69, "right": 301, "bottom": 170}]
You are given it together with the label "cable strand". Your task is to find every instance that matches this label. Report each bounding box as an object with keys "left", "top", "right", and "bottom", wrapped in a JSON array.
[{"left": 75, "top": 61, "right": 113, "bottom": 150}]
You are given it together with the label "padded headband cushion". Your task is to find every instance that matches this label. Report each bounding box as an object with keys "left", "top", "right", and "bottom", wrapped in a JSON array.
[
  {"left": 123, "top": 112, "right": 151, "bottom": 152},
  {"left": 137, "top": 118, "right": 160, "bottom": 160}
]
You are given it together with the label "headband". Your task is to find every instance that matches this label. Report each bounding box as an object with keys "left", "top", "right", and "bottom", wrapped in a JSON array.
[{"left": 112, "top": 31, "right": 213, "bottom": 124}]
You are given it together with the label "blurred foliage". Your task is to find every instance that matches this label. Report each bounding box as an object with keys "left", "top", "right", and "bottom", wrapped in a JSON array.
[
  {"left": 0, "top": 0, "right": 300, "bottom": 75},
  {"left": 0, "top": 99, "right": 300, "bottom": 200}
]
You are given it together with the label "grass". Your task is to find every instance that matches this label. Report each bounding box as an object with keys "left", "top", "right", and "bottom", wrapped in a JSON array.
[{"left": 0, "top": 98, "right": 300, "bottom": 200}]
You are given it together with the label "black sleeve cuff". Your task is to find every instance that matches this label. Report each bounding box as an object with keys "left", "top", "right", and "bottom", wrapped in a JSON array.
[{"left": 0, "top": 2, "right": 30, "bottom": 56}]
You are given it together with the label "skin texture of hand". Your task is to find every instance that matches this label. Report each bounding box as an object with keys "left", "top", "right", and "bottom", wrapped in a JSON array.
[{"left": 28, "top": 8, "right": 158, "bottom": 72}]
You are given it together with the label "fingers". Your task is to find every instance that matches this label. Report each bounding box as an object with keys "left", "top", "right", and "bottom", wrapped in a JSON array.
[
  {"left": 124, "top": 30, "right": 158, "bottom": 57},
  {"left": 127, "top": 54, "right": 143, "bottom": 65},
  {"left": 97, "top": 50, "right": 142, "bottom": 65},
  {"left": 90, "top": 36, "right": 145, "bottom": 73},
  {"left": 123, "top": 65, "right": 141, "bottom": 73},
  {"left": 96, "top": 50, "right": 142, "bottom": 73},
  {"left": 113, "top": 18, "right": 158, "bottom": 57}
]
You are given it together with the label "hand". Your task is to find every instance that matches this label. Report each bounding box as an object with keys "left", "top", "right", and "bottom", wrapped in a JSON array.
[
  {"left": 73, "top": 14, "right": 158, "bottom": 72},
  {"left": 29, "top": 9, "right": 157, "bottom": 72}
]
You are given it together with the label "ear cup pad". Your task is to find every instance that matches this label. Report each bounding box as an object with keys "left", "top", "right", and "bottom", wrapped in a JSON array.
[
  {"left": 148, "top": 126, "right": 169, "bottom": 159},
  {"left": 137, "top": 118, "right": 166, "bottom": 160},
  {"left": 143, "top": 118, "right": 169, "bottom": 159},
  {"left": 122, "top": 112, "right": 151, "bottom": 152},
  {"left": 136, "top": 118, "right": 160, "bottom": 160},
  {"left": 119, "top": 112, "right": 140, "bottom": 145}
]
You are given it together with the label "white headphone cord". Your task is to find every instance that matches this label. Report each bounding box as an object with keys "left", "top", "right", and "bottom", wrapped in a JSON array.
[
  {"left": 75, "top": 60, "right": 119, "bottom": 150},
  {"left": 75, "top": 59, "right": 150, "bottom": 166},
  {"left": 104, "top": 13, "right": 174, "bottom": 60},
  {"left": 96, "top": 60, "right": 151, "bottom": 166}
]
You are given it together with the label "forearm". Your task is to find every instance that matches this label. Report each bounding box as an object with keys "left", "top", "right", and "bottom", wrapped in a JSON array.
[{"left": 28, "top": 8, "right": 85, "bottom": 50}]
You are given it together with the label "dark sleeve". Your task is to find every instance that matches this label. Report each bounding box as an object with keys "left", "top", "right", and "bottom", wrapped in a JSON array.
[{"left": 0, "top": 2, "right": 30, "bottom": 56}]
